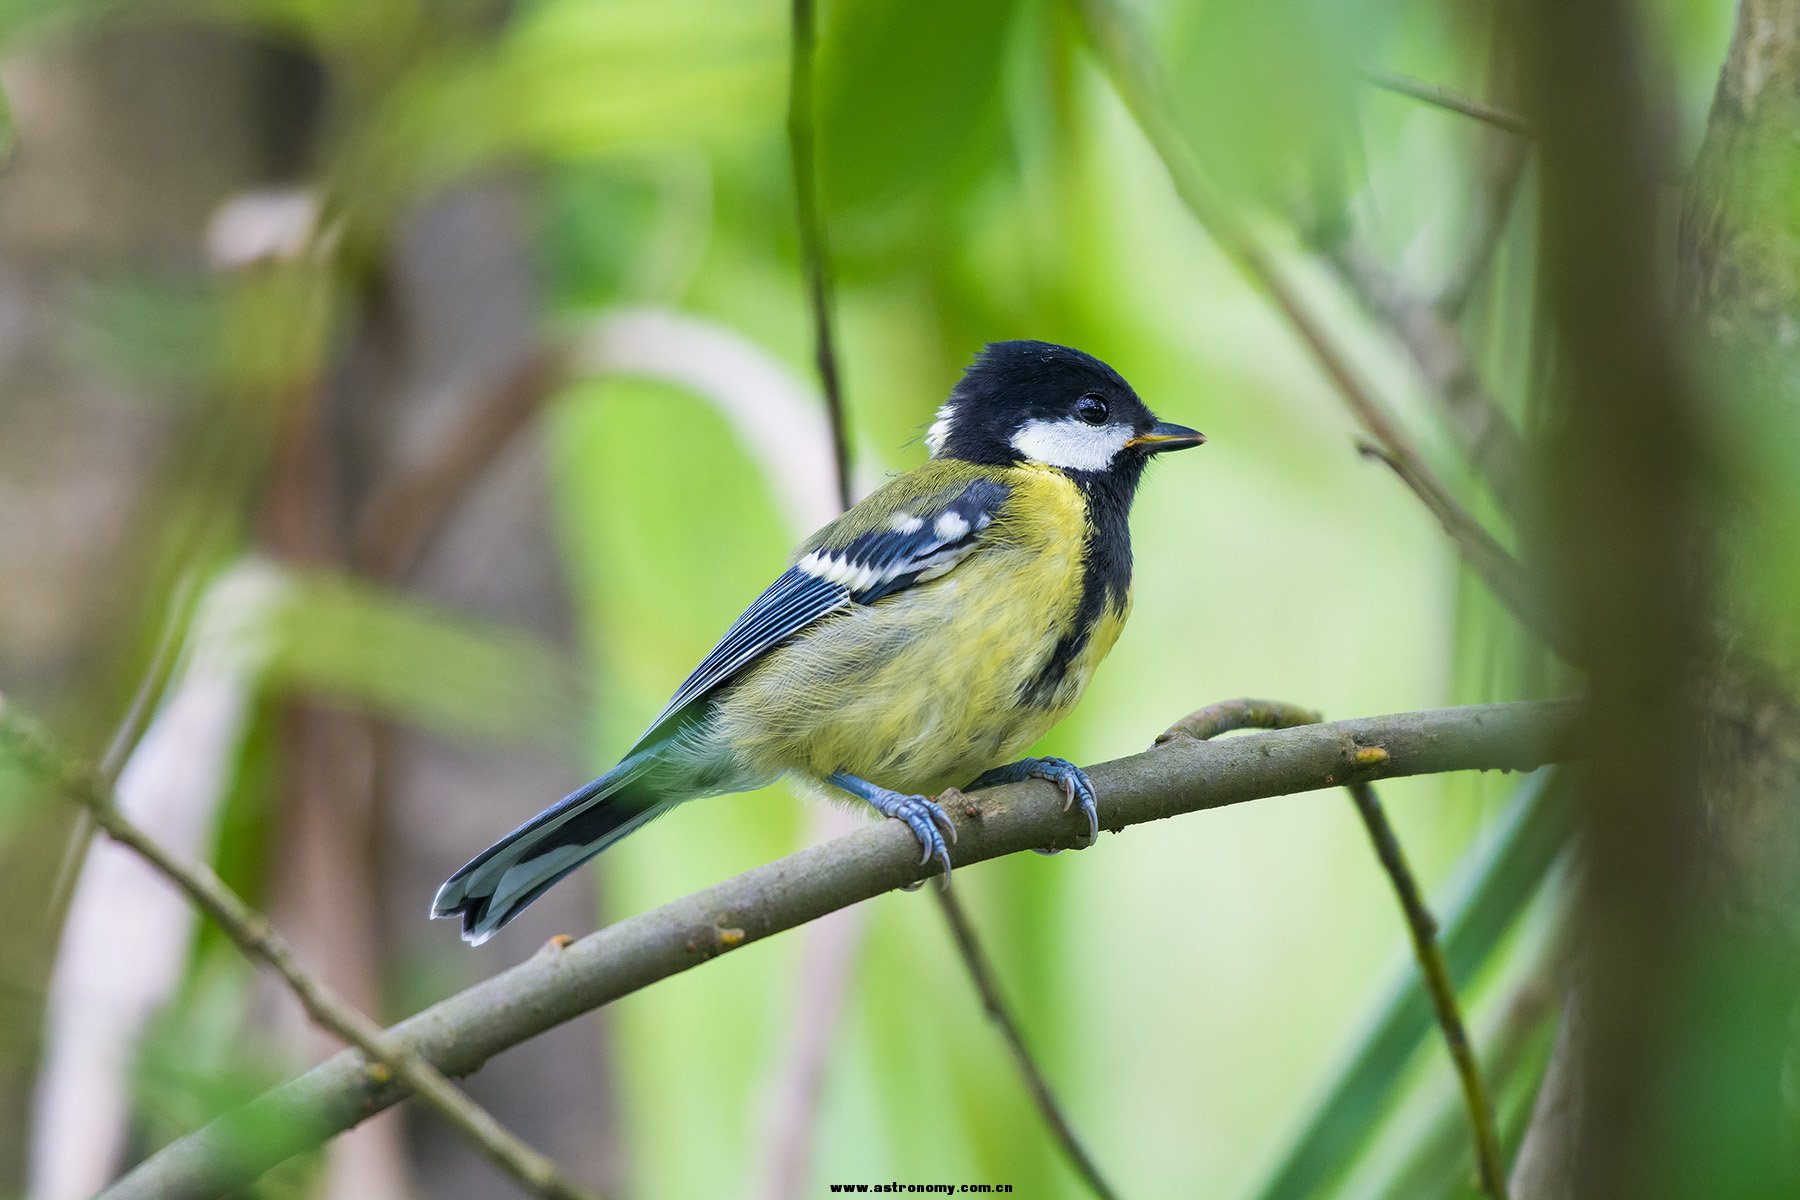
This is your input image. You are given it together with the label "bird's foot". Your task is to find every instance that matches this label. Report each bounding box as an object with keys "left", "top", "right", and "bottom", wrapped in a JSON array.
[
  {"left": 967, "top": 756, "right": 1099, "bottom": 852},
  {"left": 829, "top": 771, "right": 957, "bottom": 885}
]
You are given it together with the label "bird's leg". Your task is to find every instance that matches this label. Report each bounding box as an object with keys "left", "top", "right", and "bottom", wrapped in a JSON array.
[
  {"left": 828, "top": 770, "right": 957, "bottom": 884},
  {"left": 966, "top": 756, "right": 1099, "bottom": 847}
]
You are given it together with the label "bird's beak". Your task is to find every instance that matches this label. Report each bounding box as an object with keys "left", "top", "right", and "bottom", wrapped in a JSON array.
[{"left": 1126, "top": 421, "right": 1207, "bottom": 454}]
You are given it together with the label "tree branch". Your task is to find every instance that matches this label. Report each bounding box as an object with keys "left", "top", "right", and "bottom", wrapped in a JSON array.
[
  {"left": 95, "top": 699, "right": 1574, "bottom": 1200},
  {"left": 0, "top": 694, "right": 603, "bottom": 1200},
  {"left": 784, "top": 13, "right": 1102, "bottom": 1189}
]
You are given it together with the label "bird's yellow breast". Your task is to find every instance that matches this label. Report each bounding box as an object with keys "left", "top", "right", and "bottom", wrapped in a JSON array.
[{"left": 711, "top": 465, "right": 1129, "bottom": 796}]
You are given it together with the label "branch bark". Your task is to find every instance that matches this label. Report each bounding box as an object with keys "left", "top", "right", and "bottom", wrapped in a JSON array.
[
  {"left": 1509, "top": 1, "right": 1800, "bottom": 1195},
  {"left": 97, "top": 700, "right": 1574, "bottom": 1200}
]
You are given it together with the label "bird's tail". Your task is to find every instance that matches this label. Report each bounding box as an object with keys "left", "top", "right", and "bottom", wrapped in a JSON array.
[{"left": 431, "top": 753, "right": 674, "bottom": 945}]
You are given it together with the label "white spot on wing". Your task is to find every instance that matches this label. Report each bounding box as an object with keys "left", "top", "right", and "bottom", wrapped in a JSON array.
[
  {"left": 1009, "top": 417, "right": 1133, "bottom": 472},
  {"left": 934, "top": 511, "right": 971, "bottom": 540},
  {"left": 799, "top": 549, "right": 899, "bottom": 594},
  {"left": 798, "top": 550, "right": 856, "bottom": 586},
  {"left": 890, "top": 513, "right": 925, "bottom": 533}
]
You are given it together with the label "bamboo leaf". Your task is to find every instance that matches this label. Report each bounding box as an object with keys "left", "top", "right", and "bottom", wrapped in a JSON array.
[{"left": 1243, "top": 768, "right": 1573, "bottom": 1200}]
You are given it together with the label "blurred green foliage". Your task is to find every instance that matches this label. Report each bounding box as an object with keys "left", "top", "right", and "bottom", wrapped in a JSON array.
[
  {"left": 4, "top": 0, "right": 1796, "bottom": 1197},
  {"left": 266, "top": 571, "right": 580, "bottom": 747}
]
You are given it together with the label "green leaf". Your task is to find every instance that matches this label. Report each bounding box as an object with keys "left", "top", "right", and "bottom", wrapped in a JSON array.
[
  {"left": 266, "top": 572, "right": 581, "bottom": 747},
  {"left": 1162, "top": 0, "right": 1395, "bottom": 211},
  {"left": 1243, "top": 769, "right": 1573, "bottom": 1200},
  {"left": 1365, "top": 968, "right": 1561, "bottom": 1200},
  {"left": 337, "top": 0, "right": 783, "bottom": 217},
  {"left": 815, "top": 0, "right": 1023, "bottom": 223}
]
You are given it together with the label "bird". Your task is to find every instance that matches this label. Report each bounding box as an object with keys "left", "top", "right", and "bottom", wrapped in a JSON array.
[{"left": 433, "top": 339, "right": 1205, "bottom": 945}]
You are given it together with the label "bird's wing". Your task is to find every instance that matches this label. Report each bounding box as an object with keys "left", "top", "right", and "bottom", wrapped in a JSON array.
[{"left": 638, "top": 474, "right": 1011, "bottom": 741}]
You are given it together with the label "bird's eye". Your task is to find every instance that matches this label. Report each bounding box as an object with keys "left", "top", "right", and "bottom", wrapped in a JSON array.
[{"left": 1075, "top": 394, "right": 1109, "bottom": 425}]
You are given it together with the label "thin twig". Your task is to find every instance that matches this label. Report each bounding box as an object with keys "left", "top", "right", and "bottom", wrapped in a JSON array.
[
  {"left": 787, "top": 0, "right": 852, "bottom": 513},
  {"left": 350, "top": 344, "right": 569, "bottom": 581},
  {"left": 97, "top": 699, "right": 1573, "bottom": 1200},
  {"left": 1356, "top": 440, "right": 1548, "bottom": 637},
  {"left": 1325, "top": 240, "right": 1530, "bottom": 513},
  {"left": 0, "top": 695, "right": 603, "bottom": 1200},
  {"left": 1439, "top": 134, "right": 1531, "bottom": 319},
  {"left": 1071, "top": 0, "right": 1564, "bottom": 658},
  {"left": 935, "top": 888, "right": 1122, "bottom": 1200},
  {"left": 757, "top": 10, "right": 873, "bottom": 1188},
  {"left": 1346, "top": 782, "right": 1510, "bottom": 1200},
  {"left": 1375, "top": 976, "right": 1557, "bottom": 1200},
  {"left": 47, "top": 572, "right": 202, "bottom": 921},
  {"left": 786, "top": 9, "right": 1109, "bottom": 1190},
  {"left": 1359, "top": 67, "right": 1535, "bottom": 138},
  {"left": 1159, "top": 699, "right": 1510, "bottom": 1200}
]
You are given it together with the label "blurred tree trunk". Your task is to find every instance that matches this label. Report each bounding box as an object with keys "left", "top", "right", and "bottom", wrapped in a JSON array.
[
  {"left": 305, "top": 180, "right": 628, "bottom": 1200},
  {"left": 1511, "top": 1, "right": 1800, "bottom": 1195},
  {"left": 0, "top": 20, "right": 622, "bottom": 1197},
  {"left": 253, "top": 158, "right": 624, "bottom": 1192},
  {"left": 0, "top": 26, "right": 308, "bottom": 1188},
  {"left": 1678, "top": 0, "right": 1800, "bottom": 1036}
]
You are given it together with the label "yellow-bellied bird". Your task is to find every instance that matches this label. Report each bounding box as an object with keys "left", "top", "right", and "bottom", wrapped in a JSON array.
[{"left": 434, "top": 340, "right": 1205, "bottom": 944}]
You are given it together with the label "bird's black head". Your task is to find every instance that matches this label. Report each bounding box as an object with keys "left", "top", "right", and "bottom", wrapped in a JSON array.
[{"left": 926, "top": 341, "right": 1204, "bottom": 484}]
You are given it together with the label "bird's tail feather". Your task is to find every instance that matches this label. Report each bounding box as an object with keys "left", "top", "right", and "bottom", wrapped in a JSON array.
[{"left": 432, "top": 753, "right": 674, "bottom": 945}]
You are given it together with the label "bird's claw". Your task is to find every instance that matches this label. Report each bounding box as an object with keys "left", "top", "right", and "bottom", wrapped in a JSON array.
[
  {"left": 876, "top": 792, "right": 956, "bottom": 883},
  {"left": 970, "top": 756, "right": 1099, "bottom": 851},
  {"left": 829, "top": 771, "right": 958, "bottom": 886}
]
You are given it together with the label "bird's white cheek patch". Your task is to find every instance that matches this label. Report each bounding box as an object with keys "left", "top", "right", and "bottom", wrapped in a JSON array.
[
  {"left": 924, "top": 403, "right": 956, "bottom": 457},
  {"left": 1009, "top": 418, "right": 1133, "bottom": 472}
]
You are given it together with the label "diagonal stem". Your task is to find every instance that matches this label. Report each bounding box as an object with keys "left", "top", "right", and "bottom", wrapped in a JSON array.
[
  {"left": 1159, "top": 698, "right": 1510, "bottom": 1200},
  {"left": 935, "top": 888, "right": 1123, "bottom": 1200},
  {"left": 787, "top": 0, "right": 853, "bottom": 513},
  {"left": 0, "top": 694, "right": 604, "bottom": 1200},
  {"left": 1071, "top": 0, "right": 1564, "bottom": 659},
  {"left": 783, "top": 6, "right": 1113, "bottom": 1192},
  {"left": 1324, "top": 240, "right": 1530, "bottom": 515},
  {"left": 1358, "top": 68, "right": 1535, "bottom": 138},
  {"left": 1346, "top": 781, "right": 1509, "bottom": 1199}
]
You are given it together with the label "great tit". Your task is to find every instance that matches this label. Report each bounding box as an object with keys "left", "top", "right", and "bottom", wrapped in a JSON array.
[{"left": 434, "top": 339, "right": 1204, "bottom": 944}]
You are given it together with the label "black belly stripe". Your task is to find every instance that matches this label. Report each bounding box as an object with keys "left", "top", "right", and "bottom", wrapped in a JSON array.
[{"left": 1019, "top": 469, "right": 1135, "bottom": 708}]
